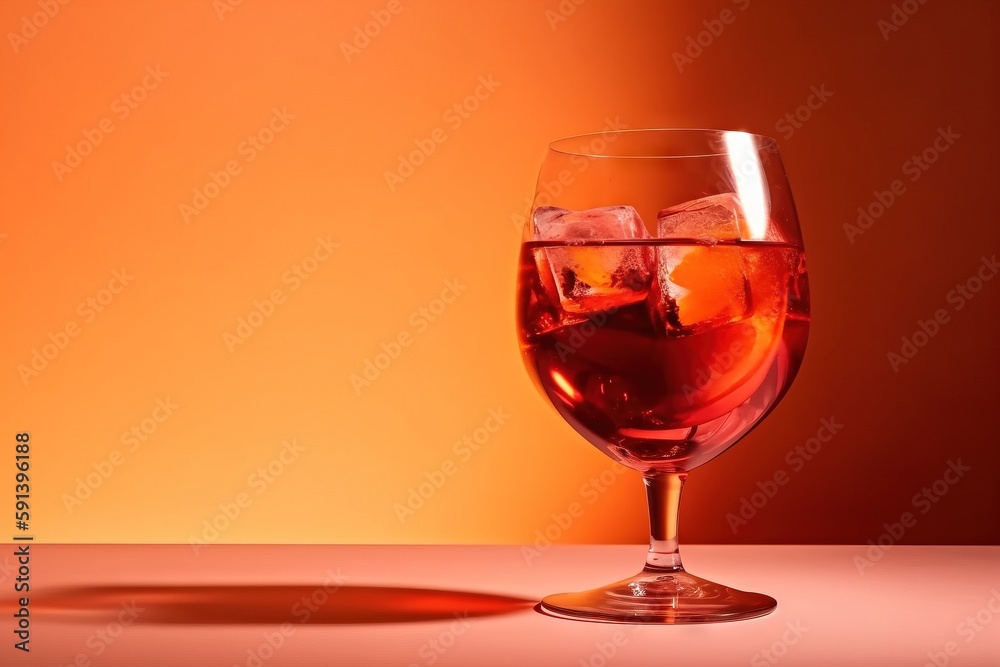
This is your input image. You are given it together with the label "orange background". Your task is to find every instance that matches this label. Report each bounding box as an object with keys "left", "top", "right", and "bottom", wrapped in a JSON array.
[{"left": 1, "top": 0, "right": 997, "bottom": 546}]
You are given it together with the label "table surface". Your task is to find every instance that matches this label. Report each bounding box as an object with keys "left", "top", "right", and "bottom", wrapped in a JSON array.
[{"left": 0, "top": 544, "right": 997, "bottom": 666}]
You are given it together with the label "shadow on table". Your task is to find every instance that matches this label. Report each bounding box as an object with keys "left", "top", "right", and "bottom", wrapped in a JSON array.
[{"left": 33, "top": 585, "right": 536, "bottom": 624}]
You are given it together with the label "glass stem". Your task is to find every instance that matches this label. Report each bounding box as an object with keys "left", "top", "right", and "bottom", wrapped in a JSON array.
[{"left": 643, "top": 472, "right": 687, "bottom": 572}]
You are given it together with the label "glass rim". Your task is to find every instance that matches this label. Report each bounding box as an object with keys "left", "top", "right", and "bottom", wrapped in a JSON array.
[{"left": 547, "top": 128, "right": 778, "bottom": 159}]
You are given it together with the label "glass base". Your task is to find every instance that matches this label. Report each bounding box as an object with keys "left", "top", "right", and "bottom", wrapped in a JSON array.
[{"left": 539, "top": 567, "right": 776, "bottom": 624}]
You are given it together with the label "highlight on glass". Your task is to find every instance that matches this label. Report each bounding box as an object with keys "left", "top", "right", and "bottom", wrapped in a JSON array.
[{"left": 515, "top": 128, "right": 810, "bottom": 623}]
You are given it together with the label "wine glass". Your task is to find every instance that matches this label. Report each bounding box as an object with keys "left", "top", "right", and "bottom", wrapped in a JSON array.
[{"left": 515, "top": 128, "right": 809, "bottom": 623}]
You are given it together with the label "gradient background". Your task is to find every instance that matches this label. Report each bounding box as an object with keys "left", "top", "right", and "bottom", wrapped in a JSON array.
[{"left": 1, "top": 0, "right": 997, "bottom": 546}]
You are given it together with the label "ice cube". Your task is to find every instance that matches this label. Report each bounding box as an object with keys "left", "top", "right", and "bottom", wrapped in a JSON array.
[
  {"left": 656, "top": 192, "right": 748, "bottom": 243},
  {"left": 533, "top": 205, "right": 653, "bottom": 315},
  {"left": 650, "top": 194, "right": 752, "bottom": 332},
  {"left": 534, "top": 205, "right": 650, "bottom": 241}
]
